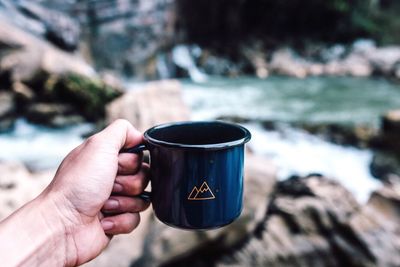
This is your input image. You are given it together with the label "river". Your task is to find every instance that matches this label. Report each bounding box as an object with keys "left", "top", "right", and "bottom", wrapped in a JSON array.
[
  {"left": 183, "top": 76, "right": 400, "bottom": 202},
  {"left": 1, "top": 76, "right": 399, "bottom": 202}
]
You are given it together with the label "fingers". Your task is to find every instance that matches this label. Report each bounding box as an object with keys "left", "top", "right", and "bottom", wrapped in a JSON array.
[
  {"left": 102, "top": 196, "right": 150, "bottom": 214},
  {"left": 118, "top": 152, "right": 143, "bottom": 175},
  {"left": 113, "top": 163, "right": 150, "bottom": 195},
  {"left": 101, "top": 213, "right": 140, "bottom": 235},
  {"left": 96, "top": 119, "right": 144, "bottom": 152}
]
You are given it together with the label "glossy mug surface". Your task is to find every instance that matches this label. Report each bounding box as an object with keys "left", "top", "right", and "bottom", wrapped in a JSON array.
[{"left": 132, "top": 121, "right": 251, "bottom": 230}]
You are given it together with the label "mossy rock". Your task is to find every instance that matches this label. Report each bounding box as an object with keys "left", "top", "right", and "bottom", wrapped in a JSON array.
[{"left": 45, "top": 73, "right": 122, "bottom": 121}]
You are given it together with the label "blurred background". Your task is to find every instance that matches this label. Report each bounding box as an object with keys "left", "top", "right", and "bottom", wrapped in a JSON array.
[{"left": 1, "top": 0, "right": 400, "bottom": 266}]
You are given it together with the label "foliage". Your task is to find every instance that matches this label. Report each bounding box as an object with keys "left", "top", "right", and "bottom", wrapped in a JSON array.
[
  {"left": 45, "top": 73, "right": 122, "bottom": 121},
  {"left": 178, "top": 0, "right": 400, "bottom": 46}
]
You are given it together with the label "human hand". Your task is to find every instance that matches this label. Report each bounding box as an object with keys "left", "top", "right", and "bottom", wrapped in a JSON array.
[{"left": 40, "top": 119, "right": 150, "bottom": 265}]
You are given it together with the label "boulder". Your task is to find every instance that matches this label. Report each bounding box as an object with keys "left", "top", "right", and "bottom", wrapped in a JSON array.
[
  {"left": 132, "top": 175, "right": 400, "bottom": 267},
  {"left": 0, "top": 91, "right": 15, "bottom": 132},
  {"left": 83, "top": 0, "right": 176, "bottom": 79},
  {"left": 12, "top": 82, "right": 35, "bottom": 104},
  {"left": 25, "top": 103, "right": 84, "bottom": 127},
  {"left": 0, "top": 19, "right": 94, "bottom": 83},
  {"left": 307, "top": 63, "right": 324, "bottom": 76},
  {"left": 370, "top": 109, "right": 400, "bottom": 152},
  {"left": 298, "top": 122, "right": 376, "bottom": 148},
  {"left": 366, "top": 46, "right": 400, "bottom": 75},
  {"left": 106, "top": 80, "right": 190, "bottom": 132},
  {"left": 15, "top": 0, "right": 80, "bottom": 51},
  {"left": 394, "top": 62, "right": 400, "bottom": 80},
  {"left": 44, "top": 74, "right": 122, "bottom": 121},
  {"left": 131, "top": 154, "right": 277, "bottom": 266},
  {"left": 324, "top": 60, "right": 347, "bottom": 76},
  {"left": 242, "top": 44, "right": 269, "bottom": 78},
  {"left": 0, "top": 16, "right": 122, "bottom": 125},
  {"left": 270, "top": 48, "right": 307, "bottom": 78},
  {"left": 368, "top": 182, "right": 400, "bottom": 224},
  {"left": 370, "top": 152, "right": 400, "bottom": 181},
  {"left": 341, "top": 54, "right": 373, "bottom": 77},
  {"left": 382, "top": 109, "right": 400, "bottom": 135}
]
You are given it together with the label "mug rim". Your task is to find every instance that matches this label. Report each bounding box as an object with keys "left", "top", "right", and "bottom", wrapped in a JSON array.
[{"left": 143, "top": 120, "right": 251, "bottom": 150}]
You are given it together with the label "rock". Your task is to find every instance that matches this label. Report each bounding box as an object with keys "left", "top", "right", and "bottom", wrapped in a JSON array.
[
  {"left": 12, "top": 82, "right": 35, "bottom": 111},
  {"left": 382, "top": 109, "right": 400, "bottom": 135},
  {"left": 242, "top": 44, "right": 269, "bottom": 78},
  {"left": 324, "top": 54, "right": 372, "bottom": 77},
  {"left": 394, "top": 62, "right": 400, "bottom": 80},
  {"left": 0, "top": 18, "right": 122, "bottom": 125},
  {"left": 367, "top": 46, "right": 400, "bottom": 75},
  {"left": 320, "top": 44, "right": 346, "bottom": 62},
  {"left": 0, "top": 91, "right": 14, "bottom": 118},
  {"left": 25, "top": 103, "right": 84, "bottom": 127},
  {"left": 297, "top": 122, "right": 376, "bottom": 148},
  {"left": 15, "top": 0, "right": 80, "bottom": 51},
  {"left": 370, "top": 152, "right": 400, "bottom": 181},
  {"left": 106, "top": 80, "right": 190, "bottom": 132},
  {"left": 99, "top": 71, "right": 125, "bottom": 93},
  {"left": 131, "top": 154, "right": 277, "bottom": 266},
  {"left": 133, "top": 175, "right": 400, "bottom": 267},
  {"left": 307, "top": 63, "right": 324, "bottom": 76},
  {"left": 44, "top": 73, "right": 122, "bottom": 121},
  {"left": 270, "top": 48, "right": 307, "bottom": 78},
  {"left": 0, "top": 18, "right": 95, "bottom": 83},
  {"left": 200, "top": 50, "right": 243, "bottom": 77},
  {"left": 84, "top": 0, "right": 176, "bottom": 79},
  {"left": 370, "top": 109, "right": 400, "bottom": 152},
  {"left": 0, "top": 91, "right": 15, "bottom": 132},
  {"left": 324, "top": 60, "right": 347, "bottom": 76},
  {"left": 369, "top": 110, "right": 400, "bottom": 181},
  {"left": 0, "top": 162, "right": 54, "bottom": 220},
  {"left": 368, "top": 182, "right": 400, "bottom": 224},
  {"left": 352, "top": 39, "right": 376, "bottom": 55},
  {"left": 341, "top": 54, "right": 373, "bottom": 77}
]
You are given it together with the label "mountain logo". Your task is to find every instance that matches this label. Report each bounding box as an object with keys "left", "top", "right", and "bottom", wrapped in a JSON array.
[{"left": 188, "top": 181, "right": 216, "bottom": 200}]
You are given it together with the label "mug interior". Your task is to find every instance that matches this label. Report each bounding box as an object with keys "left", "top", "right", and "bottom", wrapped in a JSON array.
[{"left": 144, "top": 121, "right": 251, "bottom": 149}]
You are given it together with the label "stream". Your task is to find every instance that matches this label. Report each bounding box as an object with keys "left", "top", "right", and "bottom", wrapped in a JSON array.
[
  {"left": 183, "top": 76, "right": 400, "bottom": 202},
  {"left": 0, "top": 76, "right": 399, "bottom": 202}
]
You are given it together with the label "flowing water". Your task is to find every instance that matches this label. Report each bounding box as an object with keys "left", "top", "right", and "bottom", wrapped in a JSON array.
[
  {"left": 183, "top": 76, "right": 400, "bottom": 126},
  {"left": 183, "top": 76, "right": 400, "bottom": 202},
  {"left": 0, "top": 119, "right": 93, "bottom": 170},
  {"left": 0, "top": 76, "right": 399, "bottom": 202}
]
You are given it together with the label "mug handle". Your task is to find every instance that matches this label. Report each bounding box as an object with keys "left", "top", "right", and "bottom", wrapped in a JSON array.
[{"left": 120, "top": 144, "right": 151, "bottom": 202}]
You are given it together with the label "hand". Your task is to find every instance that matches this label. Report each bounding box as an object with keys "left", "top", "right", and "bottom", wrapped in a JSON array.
[
  {"left": 0, "top": 120, "right": 149, "bottom": 266},
  {"left": 38, "top": 119, "right": 150, "bottom": 266}
]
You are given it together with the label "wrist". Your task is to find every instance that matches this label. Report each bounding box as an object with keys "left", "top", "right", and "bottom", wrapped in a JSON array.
[
  {"left": 34, "top": 191, "right": 79, "bottom": 266},
  {"left": 0, "top": 192, "right": 78, "bottom": 266}
]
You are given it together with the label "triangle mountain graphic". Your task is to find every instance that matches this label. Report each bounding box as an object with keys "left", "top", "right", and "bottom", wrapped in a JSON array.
[{"left": 188, "top": 181, "right": 216, "bottom": 200}]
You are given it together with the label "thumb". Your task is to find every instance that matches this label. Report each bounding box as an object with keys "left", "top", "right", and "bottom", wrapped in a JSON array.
[{"left": 96, "top": 119, "right": 143, "bottom": 152}]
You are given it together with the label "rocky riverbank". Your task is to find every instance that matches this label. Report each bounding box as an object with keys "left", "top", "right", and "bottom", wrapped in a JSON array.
[
  {"left": 0, "top": 1, "right": 123, "bottom": 131},
  {"left": 2, "top": 1, "right": 400, "bottom": 85},
  {"left": 2, "top": 147, "right": 399, "bottom": 267},
  {"left": 176, "top": 40, "right": 400, "bottom": 82},
  {"left": 0, "top": 79, "right": 399, "bottom": 267}
]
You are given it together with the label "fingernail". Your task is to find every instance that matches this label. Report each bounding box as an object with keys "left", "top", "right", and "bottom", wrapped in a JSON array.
[
  {"left": 113, "top": 183, "right": 123, "bottom": 192},
  {"left": 104, "top": 199, "right": 119, "bottom": 210},
  {"left": 101, "top": 220, "right": 114, "bottom": 231}
]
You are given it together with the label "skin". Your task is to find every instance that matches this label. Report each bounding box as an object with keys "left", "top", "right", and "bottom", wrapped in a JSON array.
[{"left": 0, "top": 119, "right": 150, "bottom": 266}]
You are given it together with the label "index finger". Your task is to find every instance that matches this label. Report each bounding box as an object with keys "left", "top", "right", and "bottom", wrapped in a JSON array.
[{"left": 97, "top": 119, "right": 143, "bottom": 152}]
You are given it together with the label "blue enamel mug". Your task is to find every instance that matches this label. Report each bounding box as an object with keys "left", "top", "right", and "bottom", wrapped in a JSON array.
[{"left": 124, "top": 121, "right": 251, "bottom": 230}]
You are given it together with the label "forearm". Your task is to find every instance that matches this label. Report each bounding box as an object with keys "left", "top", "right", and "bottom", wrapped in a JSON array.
[{"left": 0, "top": 194, "right": 75, "bottom": 267}]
